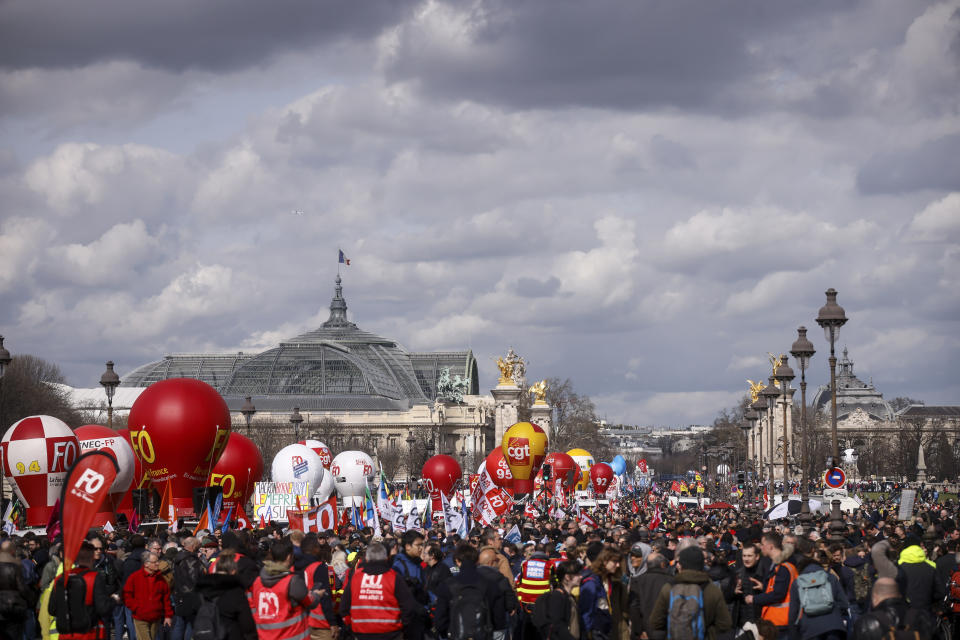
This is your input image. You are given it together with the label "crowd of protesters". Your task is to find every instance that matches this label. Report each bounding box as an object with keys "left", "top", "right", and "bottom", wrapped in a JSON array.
[{"left": 0, "top": 492, "right": 956, "bottom": 640}]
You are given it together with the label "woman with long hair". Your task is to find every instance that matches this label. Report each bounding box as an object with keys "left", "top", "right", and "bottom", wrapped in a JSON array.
[{"left": 578, "top": 547, "right": 627, "bottom": 640}]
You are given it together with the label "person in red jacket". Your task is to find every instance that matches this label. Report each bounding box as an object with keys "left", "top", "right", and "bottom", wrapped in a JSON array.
[{"left": 122, "top": 552, "right": 173, "bottom": 640}]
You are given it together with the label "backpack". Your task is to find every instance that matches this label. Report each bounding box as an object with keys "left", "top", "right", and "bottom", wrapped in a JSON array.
[
  {"left": 795, "top": 569, "right": 834, "bottom": 617},
  {"left": 173, "top": 555, "right": 202, "bottom": 617},
  {"left": 666, "top": 583, "right": 705, "bottom": 640},
  {"left": 50, "top": 571, "right": 95, "bottom": 634},
  {"left": 447, "top": 580, "right": 493, "bottom": 640},
  {"left": 192, "top": 593, "right": 227, "bottom": 640},
  {"left": 852, "top": 564, "right": 872, "bottom": 605},
  {"left": 946, "top": 568, "right": 960, "bottom": 613}
]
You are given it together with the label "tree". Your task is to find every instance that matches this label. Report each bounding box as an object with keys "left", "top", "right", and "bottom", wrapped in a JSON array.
[
  {"left": 545, "top": 377, "right": 599, "bottom": 452},
  {"left": 0, "top": 355, "right": 83, "bottom": 431},
  {"left": 889, "top": 397, "right": 923, "bottom": 413},
  {"left": 376, "top": 443, "right": 405, "bottom": 481}
]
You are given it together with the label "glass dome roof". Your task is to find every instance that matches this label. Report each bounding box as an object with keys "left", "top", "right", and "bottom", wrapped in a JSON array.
[{"left": 121, "top": 275, "right": 479, "bottom": 411}]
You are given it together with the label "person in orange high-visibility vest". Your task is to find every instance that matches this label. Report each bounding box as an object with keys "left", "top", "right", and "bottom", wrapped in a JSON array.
[
  {"left": 340, "top": 543, "right": 417, "bottom": 640},
  {"left": 300, "top": 537, "right": 339, "bottom": 640},
  {"left": 745, "top": 532, "right": 798, "bottom": 636},
  {"left": 247, "top": 538, "right": 324, "bottom": 640}
]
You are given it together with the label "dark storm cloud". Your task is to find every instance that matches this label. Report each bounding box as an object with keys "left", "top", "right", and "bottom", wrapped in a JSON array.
[
  {"left": 384, "top": 0, "right": 855, "bottom": 112},
  {"left": 857, "top": 134, "right": 960, "bottom": 195},
  {"left": 0, "top": 0, "right": 417, "bottom": 71}
]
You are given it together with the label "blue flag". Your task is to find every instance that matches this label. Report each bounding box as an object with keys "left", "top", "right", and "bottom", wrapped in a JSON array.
[
  {"left": 504, "top": 524, "right": 521, "bottom": 544},
  {"left": 221, "top": 506, "right": 233, "bottom": 534}
]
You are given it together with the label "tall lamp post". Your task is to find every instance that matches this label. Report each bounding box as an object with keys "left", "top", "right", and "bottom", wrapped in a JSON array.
[
  {"left": 240, "top": 396, "right": 256, "bottom": 435},
  {"left": 99, "top": 361, "right": 120, "bottom": 429},
  {"left": 774, "top": 355, "right": 795, "bottom": 494},
  {"left": 740, "top": 416, "right": 755, "bottom": 511},
  {"left": 0, "top": 336, "right": 10, "bottom": 379},
  {"left": 289, "top": 407, "right": 303, "bottom": 443},
  {"left": 406, "top": 431, "right": 417, "bottom": 487},
  {"left": 761, "top": 377, "right": 781, "bottom": 496},
  {"left": 816, "top": 288, "right": 848, "bottom": 542},
  {"left": 791, "top": 327, "right": 816, "bottom": 523}
]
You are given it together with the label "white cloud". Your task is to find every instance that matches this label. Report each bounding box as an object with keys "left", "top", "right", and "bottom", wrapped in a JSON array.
[{"left": 907, "top": 192, "right": 960, "bottom": 241}]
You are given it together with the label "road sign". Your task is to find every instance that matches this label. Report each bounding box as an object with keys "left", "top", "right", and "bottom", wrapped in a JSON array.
[{"left": 824, "top": 467, "right": 846, "bottom": 489}]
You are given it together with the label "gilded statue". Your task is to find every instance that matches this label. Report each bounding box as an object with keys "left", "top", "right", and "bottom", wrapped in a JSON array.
[
  {"left": 747, "top": 379, "right": 765, "bottom": 403},
  {"left": 529, "top": 379, "right": 548, "bottom": 405},
  {"left": 768, "top": 352, "right": 783, "bottom": 374},
  {"left": 496, "top": 348, "right": 526, "bottom": 386}
]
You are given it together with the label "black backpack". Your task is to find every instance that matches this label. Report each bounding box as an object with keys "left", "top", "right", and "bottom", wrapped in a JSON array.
[
  {"left": 50, "top": 571, "right": 95, "bottom": 634},
  {"left": 448, "top": 580, "right": 493, "bottom": 640},
  {"left": 192, "top": 593, "right": 227, "bottom": 640}
]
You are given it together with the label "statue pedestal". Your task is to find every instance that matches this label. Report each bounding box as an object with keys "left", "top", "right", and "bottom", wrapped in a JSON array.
[
  {"left": 530, "top": 402, "right": 551, "bottom": 434},
  {"left": 491, "top": 384, "right": 522, "bottom": 445}
]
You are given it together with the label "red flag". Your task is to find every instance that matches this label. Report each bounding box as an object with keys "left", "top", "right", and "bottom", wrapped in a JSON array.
[
  {"left": 258, "top": 513, "right": 267, "bottom": 530},
  {"left": 649, "top": 504, "right": 662, "bottom": 530},
  {"left": 46, "top": 499, "right": 62, "bottom": 540},
  {"left": 631, "top": 499, "right": 639, "bottom": 514},
  {"left": 128, "top": 510, "right": 140, "bottom": 533},
  {"left": 578, "top": 511, "right": 597, "bottom": 528},
  {"left": 61, "top": 451, "right": 119, "bottom": 577},
  {"left": 193, "top": 507, "right": 210, "bottom": 536},
  {"left": 670, "top": 480, "right": 681, "bottom": 493}
]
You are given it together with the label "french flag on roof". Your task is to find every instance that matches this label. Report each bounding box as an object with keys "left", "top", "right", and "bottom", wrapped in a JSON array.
[{"left": 338, "top": 249, "right": 350, "bottom": 265}]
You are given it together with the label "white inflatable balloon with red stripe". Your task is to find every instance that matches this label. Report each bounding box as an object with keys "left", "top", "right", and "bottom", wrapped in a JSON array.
[
  {"left": 297, "top": 439, "right": 332, "bottom": 469},
  {"left": 75, "top": 424, "right": 135, "bottom": 523},
  {"left": 1, "top": 415, "right": 80, "bottom": 527}
]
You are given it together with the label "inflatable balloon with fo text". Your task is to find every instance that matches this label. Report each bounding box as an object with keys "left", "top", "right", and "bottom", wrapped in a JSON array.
[
  {"left": 330, "top": 451, "right": 375, "bottom": 508},
  {"left": 209, "top": 432, "right": 264, "bottom": 512}
]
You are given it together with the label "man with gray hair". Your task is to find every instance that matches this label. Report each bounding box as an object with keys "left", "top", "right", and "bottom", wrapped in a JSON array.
[
  {"left": 122, "top": 551, "right": 173, "bottom": 640},
  {"left": 341, "top": 543, "right": 418, "bottom": 639}
]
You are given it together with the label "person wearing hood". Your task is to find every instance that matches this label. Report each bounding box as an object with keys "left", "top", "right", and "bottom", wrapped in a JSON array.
[
  {"left": 341, "top": 543, "right": 418, "bottom": 640},
  {"left": 896, "top": 536, "right": 945, "bottom": 611},
  {"left": 626, "top": 542, "right": 650, "bottom": 579},
  {"left": 786, "top": 539, "right": 848, "bottom": 640},
  {"left": 649, "top": 546, "right": 732, "bottom": 640},
  {"left": 195, "top": 552, "right": 256, "bottom": 640},
  {"left": 249, "top": 538, "right": 323, "bottom": 640}
]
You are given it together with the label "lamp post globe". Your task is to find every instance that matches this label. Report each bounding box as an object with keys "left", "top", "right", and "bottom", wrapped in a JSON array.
[
  {"left": 289, "top": 407, "right": 304, "bottom": 443},
  {"left": 816, "top": 289, "right": 847, "bottom": 462},
  {"left": 0, "top": 336, "right": 11, "bottom": 379},
  {"left": 99, "top": 361, "right": 121, "bottom": 429},
  {"left": 240, "top": 396, "right": 256, "bottom": 435}
]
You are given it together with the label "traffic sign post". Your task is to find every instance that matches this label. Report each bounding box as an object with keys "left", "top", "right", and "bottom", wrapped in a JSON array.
[{"left": 824, "top": 467, "right": 847, "bottom": 499}]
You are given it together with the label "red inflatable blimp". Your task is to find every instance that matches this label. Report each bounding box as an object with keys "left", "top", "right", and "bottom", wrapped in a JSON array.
[
  {"left": 127, "top": 378, "right": 231, "bottom": 514},
  {"left": 501, "top": 422, "right": 548, "bottom": 495},
  {"left": 209, "top": 433, "right": 264, "bottom": 512},
  {"left": 484, "top": 448, "right": 513, "bottom": 491},
  {"left": 543, "top": 451, "right": 580, "bottom": 492},
  {"left": 1, "top": 415, "right": 80, "bottom": 526},
  {"left": 589, "top": 462, "right": 615, "bottom": 496},
  {"left": 115, "top": 428, "right": 147, "bottom": 519},
  {"left": 75, "top": 425, "right": 135, "bottom": 525},
  {"left": 422, "top": 454, "right": 462, "bottom": 512}
]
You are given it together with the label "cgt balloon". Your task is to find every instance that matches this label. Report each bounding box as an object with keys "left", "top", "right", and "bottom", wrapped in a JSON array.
[
  {"left": 501, "top": 422, "right": 548, "bottom": 495},
  {"left": 75, "top": 425, "right": 135, "bottom": 525},
  {"left": 590, "top": 462, "right": 615, "bottom": 496},
  {"left": 566, "top": 448, "right": 595, "bottom": 491},
  {"left": 330, "top": 451, "right": 375, "bottom": 508},
  {"left": 1, "top": 415, "right": 80, "bottom": 527},
  {"left": 272, "top": 444, "right": 325, "bottom": 499},
  {"left": 422, "top": 455, "right": 461, "bottom": 512},
  {"left": 127, "top": 378, "right": 231, "bottom": 515},
  {"left": 298, "top": 439, "right": 333, "bottom": 469},
  {"left": 210, "top": 432, "right": 264, "bottom": 512}
]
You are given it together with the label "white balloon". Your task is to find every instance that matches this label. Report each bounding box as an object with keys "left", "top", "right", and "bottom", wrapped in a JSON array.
[
  {"left": 314, "top": 470, "right": 335, "bottom": 503},
  {"left": 271, "top": 444, "right": 325, "bottom": 497},
  {"left": 78, "top": 433, "right": 135, "bottom": 495},
  {"left": 331, "top": 451, "right": 375, "bottom": 507},
  {"left": 297, "top": 439, "right": 333, "bottom": 469}
]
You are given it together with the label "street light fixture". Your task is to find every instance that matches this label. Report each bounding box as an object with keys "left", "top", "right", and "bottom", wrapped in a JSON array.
[
  {"left": 240, "top": 396, "right": 256, "bottom": 435},
  {"left": 773, "top": 355, "right": 795, "bottom": 494},
  {"left": 289, "top": 407, "right": 304, "bottom": 442},
  {"left": 99, "top": 361, "right": 120, "bottom": 429},
  {"left": 761, "top": 377, "right": 781, "bottom": 496},
  {"left": 791, "top": 326, "right": 816, "bottom": 524},
  {"left": 816, "top": 288, "right": 848, "bottom": 543},
  {"left": 0, "top": 336, "right": 10, "bottom": 379}
]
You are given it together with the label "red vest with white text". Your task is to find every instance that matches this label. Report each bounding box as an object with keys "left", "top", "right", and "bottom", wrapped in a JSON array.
[
  {"left": 247, "top": 573, "right": 309, "bottom": 640},
  {"left": 346, "top": 567, "right": 403, "bottom": 634},
  {"left": 58, "top": 569, "right": 107, "bottom": 640},
  {"left": 303, "top": 561, "right": 338, "bottom": 629},
  {"left": 516, "top": 557, "right": 552, "bottom": 606}
]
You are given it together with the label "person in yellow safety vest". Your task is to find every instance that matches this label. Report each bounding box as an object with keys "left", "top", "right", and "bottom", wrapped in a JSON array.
[
  {"left": 248, "top": 538, "right": 325, "bottom": 640},
  {"left": 516, "top": 550, "right": 554, "bottom": 611},
  {"left": 745, "top": 532, "right": 797, "bottom": 636}
]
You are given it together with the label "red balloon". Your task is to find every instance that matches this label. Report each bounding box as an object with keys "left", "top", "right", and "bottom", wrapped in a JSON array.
[
  {"left": 422, "top": 454, "right": 462, "bottom": 512},
  {"left": 209, "top": 433, "right": 263, "bottom": 512},
  {"left": 127, "top": 378, "right": 232, "bottom": 515},
  {"left": 484, "top": 448, "right": 514, "bottom": 491},
  {"left": 116, "top": 429, "right": 147, "bottom": 519},
  {"left": 544, "top": 451, "right": 579, "bottom": 492},
  {"left": 590, "top": 462, "right": 615, "bottom": 496}
]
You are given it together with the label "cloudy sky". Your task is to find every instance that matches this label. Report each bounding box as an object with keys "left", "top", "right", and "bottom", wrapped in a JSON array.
[{"left": 1, "top": 0, "right": 958, "bottom": 426}]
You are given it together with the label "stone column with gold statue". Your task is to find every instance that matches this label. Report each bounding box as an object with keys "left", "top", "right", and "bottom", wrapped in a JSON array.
[
  {"left": 491, "top": 348, "right": 525, "bottom": 445},
  {"left": 529, "top": 379, "right": 552, "bottom": 433}
]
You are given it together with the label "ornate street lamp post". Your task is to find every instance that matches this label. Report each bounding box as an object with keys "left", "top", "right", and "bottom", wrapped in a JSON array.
[
  {"left": 774, "top": 355, "right": 795, "bottom": 495},
  {"left": 791, "top": 327, "right": 816, "bottom": 524},
  {"left": 761, "top": 377, "right": 781, "bottom": 496},
  {"left": 816, "top": 288, "right": 848, "bottom": 542},
  {"left": 0, "top": 336, "right": 10, "bottom": 379},
  {"left": 99, "top": 361, "right": 120, "bottom": 429},
  {"left": 289, "top": 407, "right": 303, "bottom": 443},
  {"left": 240, "top": 396, "right": 256, "bottom": 435}
]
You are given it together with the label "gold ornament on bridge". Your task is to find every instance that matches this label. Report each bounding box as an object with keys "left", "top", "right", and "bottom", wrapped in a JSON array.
[
  {"left": 747, "top": 379, "right": 765, "bottom": 403},
  {"left": 529, "top": 380, "right": 548, "bottom": 405},
  {"left": 495, "top": 348, "right": 526, "bottom": 386}
]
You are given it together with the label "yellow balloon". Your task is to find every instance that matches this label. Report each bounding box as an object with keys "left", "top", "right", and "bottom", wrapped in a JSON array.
[
  {"left": 501, "top": 422, "right": 548, "bottom": 494},
  {"left": 566, "top": 448, "right": 594, "bottom": 491}
]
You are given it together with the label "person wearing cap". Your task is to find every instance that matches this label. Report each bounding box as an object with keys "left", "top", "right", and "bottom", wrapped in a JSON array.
[
  {"left": 649, "top": 547, "right": 731, "bottom": 640},
  {"left": 199, "top": 537, "right": 218, "bottom": 570}
]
